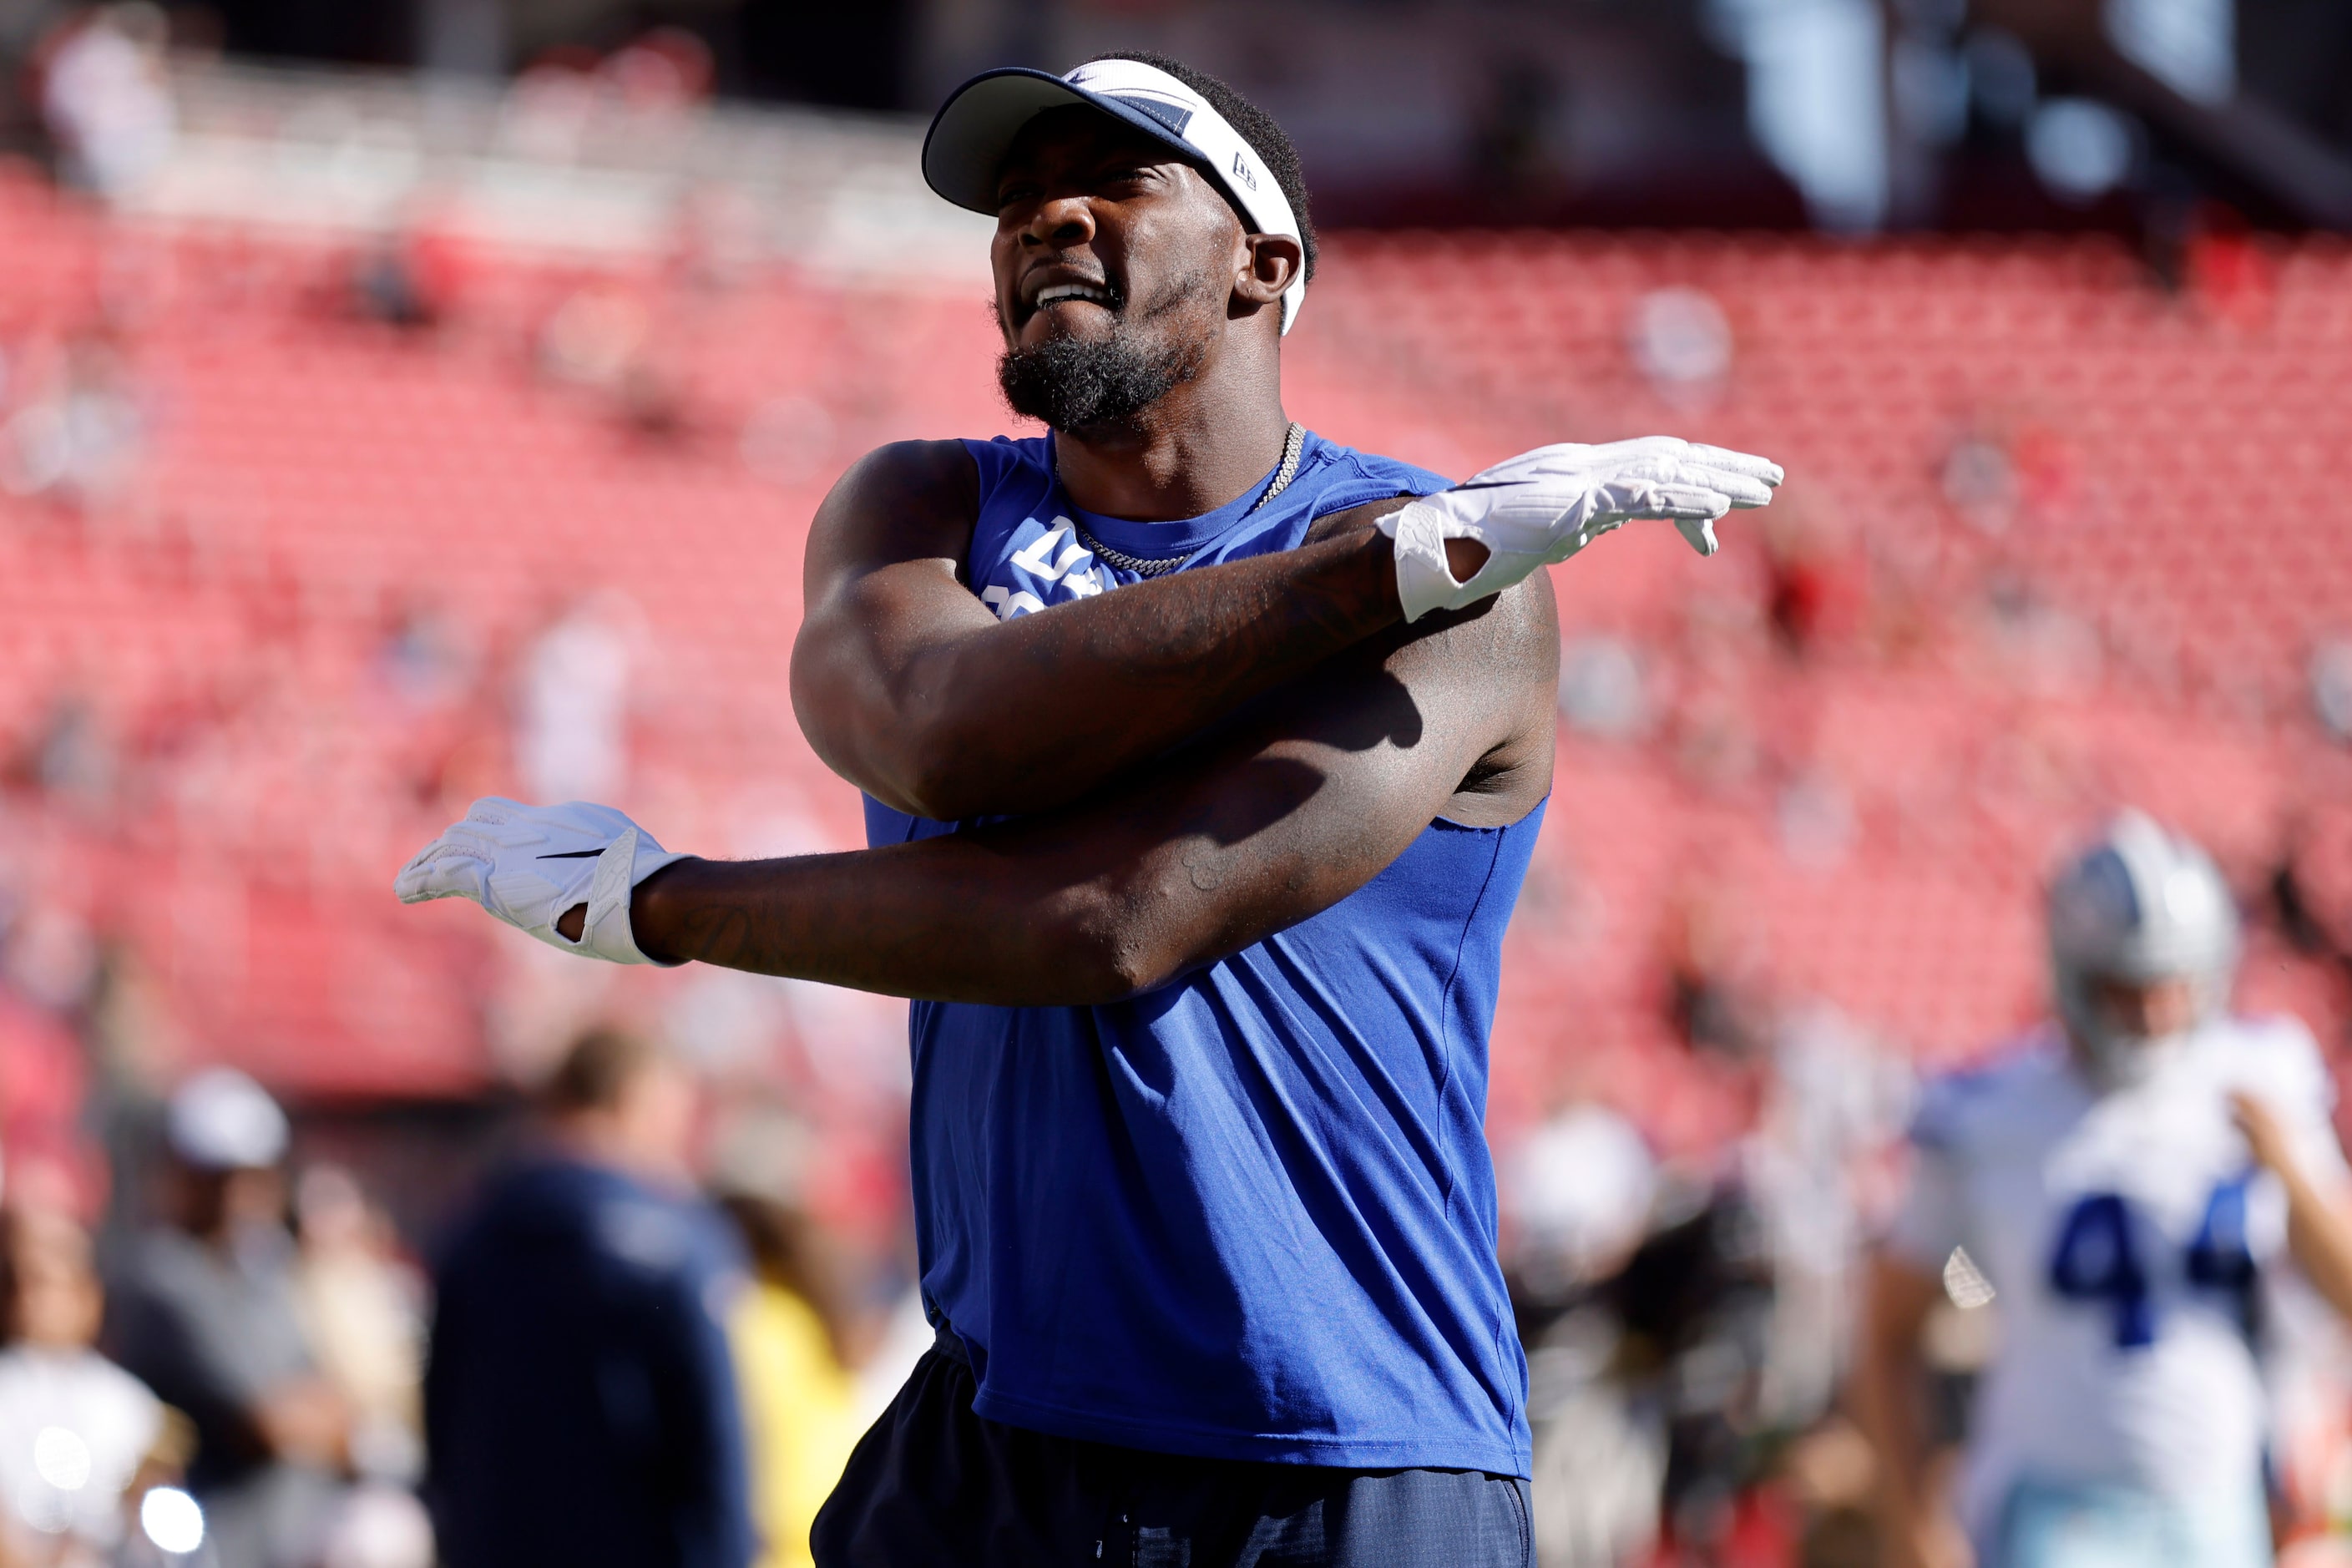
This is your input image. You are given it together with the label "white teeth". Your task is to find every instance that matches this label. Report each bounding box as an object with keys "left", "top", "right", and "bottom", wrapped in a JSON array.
[{"left": 1035, "top": 284, "right": 1107, "bottom": 306}]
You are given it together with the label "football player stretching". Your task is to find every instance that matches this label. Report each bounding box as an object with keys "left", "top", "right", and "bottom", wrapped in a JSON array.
[{"left": 1860, "top": 812, "right": 2352, "bottom": 1568}]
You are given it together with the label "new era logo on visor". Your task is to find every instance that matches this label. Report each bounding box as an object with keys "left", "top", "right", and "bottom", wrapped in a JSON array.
[
  {"left": 1106, "top": 91, "right": 1194, "bottom": 137},
  {"left": 1229, "top": 151, "right": 1257, "bottom": 191}
]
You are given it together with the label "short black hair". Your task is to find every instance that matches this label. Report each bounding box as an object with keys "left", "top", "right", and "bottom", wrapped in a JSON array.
[
  {"left": 1085, "top": 51, "right": 1317, "bottom": 285},
  {"left": 541, "top": 1026, "right": 665, "bottom": 1115}
]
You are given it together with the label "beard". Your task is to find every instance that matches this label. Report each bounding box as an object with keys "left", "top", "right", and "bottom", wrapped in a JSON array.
[{"left": 996, "top": 271, "right": 1213, "bottom": 433}]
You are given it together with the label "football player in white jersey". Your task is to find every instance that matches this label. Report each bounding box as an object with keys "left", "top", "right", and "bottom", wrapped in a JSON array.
[{"left": 1859, "top": 812, "right": 2352, "bottom": 1568}]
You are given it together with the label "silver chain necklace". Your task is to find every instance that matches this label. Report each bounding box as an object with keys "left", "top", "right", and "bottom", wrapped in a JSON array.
[{"left": 1060, "top": 422, "right": 1308, "bottom": 579}]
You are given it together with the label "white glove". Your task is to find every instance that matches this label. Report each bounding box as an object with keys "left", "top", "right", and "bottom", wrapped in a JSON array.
[
  {"left": 1378, "top": 437, "right": 1783, "bottom": 622},
  {"left": 393, "top": 797, "right": 688, "bottom": 965}
]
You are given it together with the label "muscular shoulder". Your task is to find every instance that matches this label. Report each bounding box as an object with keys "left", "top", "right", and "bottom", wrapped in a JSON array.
[
  {"left": 823, "top": 439, "right": 980, "bottom": 524},
  {"left": 803, "top": 439, "right": 984, "bottom": 594}
]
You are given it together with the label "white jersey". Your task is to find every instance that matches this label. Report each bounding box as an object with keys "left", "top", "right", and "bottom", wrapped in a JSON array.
[{"left": 1886, "top": 1014, "right": 2349, "bottom": 1526}]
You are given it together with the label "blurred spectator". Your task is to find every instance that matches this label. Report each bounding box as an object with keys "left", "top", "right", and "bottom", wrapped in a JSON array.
[
  {"left": 535, "top": 283, "right": 685, "bottom": 438},
  {"left": 104, "top": 1068, "right": 351, "bottom": 1568},
  {"left": 372, "top": 602, "right": 478, "bottom": 719},
  {"left": 424, "top": 1028, "right": 753, "bottom": 1568},
  {"left": 35, "top": 4, "right": 175, "bottom": 199},
  {"left": 601, "top": 29, "right": 714, "bottom": 114},
  {"left": 1558, "top": 636, "right": 1651, "bottom": 741},
  {"left": 515, "top": 594, "right": 640, "bottom": 806},
  {"left": 2311, "top": 639, "right": 2352, "bottom": 744},
  {"left": 14, "top": 698, "right": 117, "bottom": 816},
  {"left": 1743, "top": 1004, "right": 1913, "bottom": 1434},
  {"left": 290, "top": 1166, "right": 423, "bottom": 1485},
  {"left": 349, "top": 224, "right": 466, "bottom": 334},
  {"left": 1627, "top": 287, "right": 1733, "bottom": 408},
  {"left": 1506, "top": 1094, "right": 1670, "bottom": 1564},
  {"left": 1759, "top": 503, "right": 1864, "bottom": 660},
  {"left": 538, "top": 284, "right": 651, "bottom": 394},
  {"left": 0, "top": 1203, "right": 184, "bottom": 1564},
  {"left": 1940, "top": 432, "right": 2016, "bottom": 535},
  {"left": 1608, "top": 1180, "right": 1778, "bottom": 1554},
  {"left": 1661, "top": 877, "right": 1771, "bottom": 1062},
  {"left": 2, "top": 331, "right": 147, "bottom": 513},
  {"left": 708, "top": 1110, "right": 862, "bottom": 1568},
  {"left": 1507, "top": 1096, "right": 1658, "bottom": 1307}
]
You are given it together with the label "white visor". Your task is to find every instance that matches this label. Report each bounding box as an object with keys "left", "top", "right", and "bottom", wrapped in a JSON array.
[{"left": 922, "top": 58, "right": 1307, "bottom": 333}]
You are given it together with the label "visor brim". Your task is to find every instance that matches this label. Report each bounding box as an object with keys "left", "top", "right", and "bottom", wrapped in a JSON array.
[{"left": 921, "top": 66, "right": 1213, "bottom": 215}]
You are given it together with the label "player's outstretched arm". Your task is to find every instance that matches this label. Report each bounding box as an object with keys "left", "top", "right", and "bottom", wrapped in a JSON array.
[
  {"left": 402, "top": 576, "right": 1558, "bottom": 1004},
  {"left": 791, "top": 437, "right": 1775, "bottom": 823}
]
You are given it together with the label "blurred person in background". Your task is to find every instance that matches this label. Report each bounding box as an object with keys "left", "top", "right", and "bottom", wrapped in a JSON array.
[
  {"left": 2, "top": 329, "right": 147, "bottom": 513},
  {"left": 104, "top": 1068, "right": 351, "bottom": 1568},
  {"left": 707, "top": 1110, "right": 862, "bottom": 1568},
  {"left": 291, "top": 1166, "right": 432, "bottom": 1568},
  {"left": 513, "top": 593, "right": 639, "bottom": 807},
  {"left": 1504, "top": 1093, "right": 1666, "bottom": 1568},
  {"left": 0, "top": 1201, "right": 185, "bottom": 1565},
  {"left": 33, "top": 3, "right": 175, "bottom": 200},
  {"left": 1860, "top": 812, "right": 2352, "bottom": 1568},
  {"left": 290, "top": 1167, "right": 422, "bottom": 1483},
  {"left": 423, "top": 1027, "right": 752, "bottom": 1568}
]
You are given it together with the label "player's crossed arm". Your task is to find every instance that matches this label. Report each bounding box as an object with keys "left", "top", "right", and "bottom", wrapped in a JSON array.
[
  {"left": 792, "top": 437, "right": 1776, "bottom": 823},
  {"left": 397, "top": 574, "right": 1559, "bottom": 1005}
]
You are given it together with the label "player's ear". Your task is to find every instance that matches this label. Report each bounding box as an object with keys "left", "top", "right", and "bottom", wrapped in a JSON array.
[{"left": 1233, "top": 233, "right": 1302, "bottom": 311}]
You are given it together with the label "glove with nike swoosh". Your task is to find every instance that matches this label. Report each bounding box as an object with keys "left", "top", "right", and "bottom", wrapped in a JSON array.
[
  {"left": 1378, "top": 437, "right": 1784, "bottom": 623},
  {"left": 393, "top": 797, "right": 688, "bottom": 964}
]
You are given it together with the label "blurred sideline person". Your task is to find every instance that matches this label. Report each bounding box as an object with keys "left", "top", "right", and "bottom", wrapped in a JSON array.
[
  {"left": 0, "top": 1203, "right": 185, "bottom": 1565},
  {"left": 105, "top": 1068, "right": 352, "bottom": 1568},
  {"left": 291, "top": 1166, "right": 435, "bottom": 1568},
  {"left": 290, "top": 1165, "right": 424, "bottom": 1484},
  {"left": 398, "top": 51, "right": 1781, "bottom": 1566},
  {"left": 708, "top": 1111, "right": 863, "bottom": 1568},
  {"left": 423, "top": 1028, "right": 753, "bottom": 1568},
  {"left": 1859, "top": 812, "right": 2352, "bottom": 1568}
]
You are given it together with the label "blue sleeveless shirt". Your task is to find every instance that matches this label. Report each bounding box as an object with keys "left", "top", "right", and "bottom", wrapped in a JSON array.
[{"left": 863, "top": 431, "right": 1541, "bottom": 1477}]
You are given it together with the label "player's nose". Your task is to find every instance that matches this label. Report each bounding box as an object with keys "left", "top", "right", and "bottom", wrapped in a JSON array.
[{"left": 1019, "top": 194, "right": 1095, "bottom": 251}]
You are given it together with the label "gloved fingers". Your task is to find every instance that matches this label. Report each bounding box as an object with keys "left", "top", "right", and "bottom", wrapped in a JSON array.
[
  {"left": 1611, "top": 483, "right": 1732, "bottom": 523},
  {"left": 1602, "top": 454, "right": 1773, "bottom": 509},
  {"left": 1672, "top": 515, "right": 1722, "bottom": 557},
  {"left": 394, "top": 838, "right": 493, "bottom": 904},
  {"left": 445, "top": 811, "right": 554, "bottom": 852},
  {"left": 1681, "top": 444, "right": 1783, "bottom": 486},
  {"left": 1677, "top": 466, "right": 1778, "bottom": 508}
]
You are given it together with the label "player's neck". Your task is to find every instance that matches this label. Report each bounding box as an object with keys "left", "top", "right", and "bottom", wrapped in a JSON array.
[{"left": 1052, "top": 353, "right": 1291, "bottom": 523}]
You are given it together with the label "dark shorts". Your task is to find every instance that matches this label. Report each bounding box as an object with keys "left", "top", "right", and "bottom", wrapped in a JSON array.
[{"left": 812, "top": 1330, "right": 1532, "bottom": 1568}]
